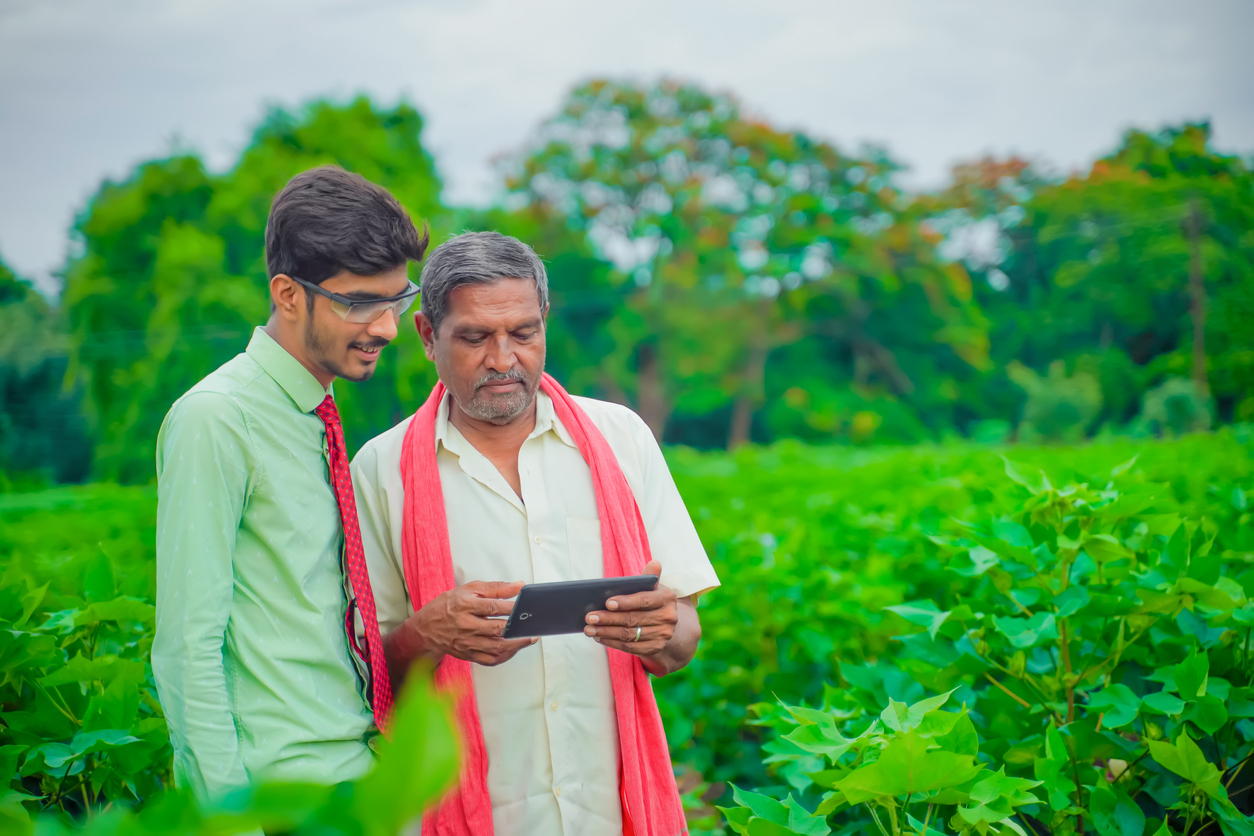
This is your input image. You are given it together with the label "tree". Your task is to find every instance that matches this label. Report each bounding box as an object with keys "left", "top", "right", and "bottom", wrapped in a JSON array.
[
  {"left": 958, "top": 125, "right": 1254, "bottom": 429},
  {"left": 502, "top": 79, "right": 988, "bottom": 447},
  {"left": 62, "top": 97, "right": 447, "bottom": 482},
  {"left": 0, "top": 258, "right": 90, "bottom": 485}
]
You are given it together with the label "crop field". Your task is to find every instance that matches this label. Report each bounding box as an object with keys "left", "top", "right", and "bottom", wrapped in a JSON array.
[{"left": 2, "top": 430, "right": 1251, "bottom": 834}]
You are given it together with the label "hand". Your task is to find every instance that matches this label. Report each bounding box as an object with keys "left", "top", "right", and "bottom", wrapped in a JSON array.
[
  {"left": 408, "top": 580, "right": 537, "bottom": 667},
  {"left": 583, "top": 560, "right": 678, "bottom": 660}
]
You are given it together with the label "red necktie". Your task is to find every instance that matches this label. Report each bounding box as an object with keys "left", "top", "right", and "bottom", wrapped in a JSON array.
[{"left": 315, "top": 394, "right": 394, "bottom": 734}]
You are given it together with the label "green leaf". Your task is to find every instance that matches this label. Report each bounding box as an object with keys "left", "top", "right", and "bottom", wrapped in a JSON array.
[
  {"left": 833, "top": 730, "right": 984, "bottom": 803},
  {"left": 959, "top": 768, "right": 1044, "bottom": 826},
  {"left": 1003, "top": 458, "right": 1046, "bottom": 494},
  {"left": 1110, "top": 455, "right": 1139, "bottom": 477},
  {"left": 1172, "top": 652, "right": 1208, "bottom": 699},
  {"left": 1096, "top": 483, "right": 1163, "bottom": 520},
  {"left": 993, "top": 613, "right": 1059, "bottom": 649},
  {"left": 782, "top": 724, "right": 855, "bottom": 763},
  {"left": 719, "top": 805, "right": 754, "bottom": 835},
  {"left": 1146, "top": 728, "right": 1222, "bottom": 800},
  {"left": 879, "top": 689, "right": 956, "bottom": 733},
  {"left": 1054, "top": 586, "right": 1091, "bottom": 618},
  {"left": 934, "top": 712, "right": 980, "bottom": 756},
  {"left": 1090, "top": 778, "right": 1146, "bottom": 836},
  {"left": 76, "top": 597, "right": 155, "bottom": 627},
  {"left": 352, "top": 666, "right": 461, "bottom": 836},
  {"left": 1083, "top": 534, "right": 1129, "bottom": 564},
  {"left": 1141, "top": 691, "right": 1186, "bottom": 715},
  {"left": 730, "top": 785, "right": 791, "bottom": 825},
  {"left": 1182, "top": 694, "right": 1228, "bottom": 736},
  {"left": 1085, "top": 684, "right": 1139, "bottom": 729},
  {"left": 951, "top": 545, "right": 1000, "bottom": 577},
  {"left": 39, "top": 654, "right": 143, "bottom": 688},
  {"left": 885, "top": 600, "right": 951, "bottom": 640},
  {"left": 82, "top": 552, "right": 117, "bottom": 603}
]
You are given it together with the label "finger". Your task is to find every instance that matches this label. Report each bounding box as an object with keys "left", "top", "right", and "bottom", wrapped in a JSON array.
[
  {"left": 463, "top": 596, "right": 515, "bottom": 617},
  {"left": 585, "top": 623, "right": 673, "bottom": 644},
  {"left": 585, "top": 608, "right": 669, "bottom": 628},
  {"left": 597, "top": 637, "right": 667, "bottom": 656},
  {"left": 606, "top": 588, "right": 671, "bottom": 612},
  {"left": 643, "top": 559, "right": 662, "bottom": 576},
  {"left": 465, "top": 580, "right": 527, "bottom": 599}
]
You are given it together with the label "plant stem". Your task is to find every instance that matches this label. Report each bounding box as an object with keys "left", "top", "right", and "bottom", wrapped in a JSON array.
[
  {"left": 1060, "top": 617, "right": 1075, "bottom": 723},
  {"left": 867, "top": 803, "right": 891, "bottom": 836},
  {"left": 984, "top": 672, "right": 1032, "bottom": 709},
  {"left": 1065, "top": 732, "right": 1085, "bottom": 834},
  {"left": 1226, "top": 751, "right": 1254, "bottom": 789},
  {"left": 921, "top": 803, "right": 934, "bottom": 835}
]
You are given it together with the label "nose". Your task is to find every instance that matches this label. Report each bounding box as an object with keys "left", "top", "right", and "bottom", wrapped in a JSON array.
[
  {"left": 366, "top": 309, "right": 399, "bottom": 342},
  {"left": 484, "top": 334, "right": 518, "bottom": 372}
]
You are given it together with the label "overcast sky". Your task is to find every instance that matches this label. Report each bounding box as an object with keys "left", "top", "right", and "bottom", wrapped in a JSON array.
[{"left": 1, "top": 0, "right": 1251, "bottom": 292}]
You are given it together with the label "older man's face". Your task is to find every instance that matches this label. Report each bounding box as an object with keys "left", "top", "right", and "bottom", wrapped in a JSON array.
[{"left": 419, "top": 278, "right": 547, "bottom": 426}]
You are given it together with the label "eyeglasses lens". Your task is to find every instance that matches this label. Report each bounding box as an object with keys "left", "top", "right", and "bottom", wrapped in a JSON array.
[{"left": 342, "top": 292, "right": 419, "bottom": 324}]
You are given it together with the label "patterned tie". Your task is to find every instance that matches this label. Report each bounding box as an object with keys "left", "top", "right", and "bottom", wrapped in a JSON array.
[{"left": 315, "top": 394, "right": 394, "bottom": 734}]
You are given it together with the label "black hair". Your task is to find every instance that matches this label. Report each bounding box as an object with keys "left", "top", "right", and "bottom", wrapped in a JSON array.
[{"left": 265, "top": 165, "right": 429, "bottom": 309}]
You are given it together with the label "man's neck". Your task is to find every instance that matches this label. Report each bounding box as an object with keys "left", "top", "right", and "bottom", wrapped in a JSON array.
[
  {"left": 263, "top": 319, "right": 335, "bottom": 390},
  {"left": 447, "top": 397, "right": 538, "bottom": 459}
]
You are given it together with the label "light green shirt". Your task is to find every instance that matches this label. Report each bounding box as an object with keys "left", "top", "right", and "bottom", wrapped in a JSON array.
[{"left": 152, "top": 327, "right": 375, "bottom": 800}]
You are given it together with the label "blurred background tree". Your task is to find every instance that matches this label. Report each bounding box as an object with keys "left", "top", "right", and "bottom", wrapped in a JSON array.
[
  {"left": 60, "top": 97, "right": 446, "bottom": 482},
  {"left": 499, "top": 79, "right": 988, "bottom": 449},
  {"left": 5, "top": 85, "right": 1251, "bottom": 485},
  {"left": 0, "top": 257, "right": 91, "bottom": 487}
]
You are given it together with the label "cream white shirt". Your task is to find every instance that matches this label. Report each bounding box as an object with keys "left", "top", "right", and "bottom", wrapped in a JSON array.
[{"left": 351, "top": 391, "right": 720, "bottom": 836}]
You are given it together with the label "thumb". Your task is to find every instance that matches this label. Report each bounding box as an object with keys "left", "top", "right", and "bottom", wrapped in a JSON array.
[{"left": 642, "top": 560, "right": 662, "bottom": 577}]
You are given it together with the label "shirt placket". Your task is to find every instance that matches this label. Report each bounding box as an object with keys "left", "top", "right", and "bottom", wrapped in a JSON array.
[{"left": 518, "top": 436, "right": 574, "bottom": 829}]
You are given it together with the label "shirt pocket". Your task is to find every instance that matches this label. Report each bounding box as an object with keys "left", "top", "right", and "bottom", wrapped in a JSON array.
[{"left": 564, "top": 515, "right": 604, "bottom": 579}]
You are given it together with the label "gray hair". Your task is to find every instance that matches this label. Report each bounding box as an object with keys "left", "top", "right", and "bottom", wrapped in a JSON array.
[{"left": 419, "top": 231, "right": 549, "bottom": 332}]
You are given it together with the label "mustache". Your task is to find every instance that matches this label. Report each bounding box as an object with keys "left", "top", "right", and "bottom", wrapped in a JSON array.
[
  {"left": 475, "top": 369, "right": 526, "bottom": 389},
  {"left": 350, "top": 339, "right": 390, "bottom": 350}
]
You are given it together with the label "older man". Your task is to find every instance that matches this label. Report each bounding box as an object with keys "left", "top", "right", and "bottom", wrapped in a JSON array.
[{"left": 351, "top": 231, "right": 718, "bottom": 835}]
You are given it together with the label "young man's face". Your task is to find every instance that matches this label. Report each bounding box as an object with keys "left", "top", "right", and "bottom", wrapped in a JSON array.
[
  {"left": 299, "top": 265, "right": 411, "bottom": 383},
  {"left": 418, "top": 277, "right": 547, "bottom": 426}
]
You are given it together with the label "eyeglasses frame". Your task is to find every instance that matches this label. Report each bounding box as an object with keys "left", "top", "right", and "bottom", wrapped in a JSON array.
[{"left": 289, "top": 275, "right": 420, "bottom": 322}]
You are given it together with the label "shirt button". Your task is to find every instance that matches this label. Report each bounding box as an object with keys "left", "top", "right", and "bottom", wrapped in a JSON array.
[
  {"left": 534, "top": 535, "right": 542, "bottom": 544},
  {"left": 554, "top": 787, "right": 561, "bottom": 798},
  {"left": 550, "top": 701, "right": 559, "bottom": 711}
]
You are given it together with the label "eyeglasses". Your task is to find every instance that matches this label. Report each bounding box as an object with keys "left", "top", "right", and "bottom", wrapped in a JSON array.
[{"left": 291, "top": 276, "right": 420, "bottom": 323}]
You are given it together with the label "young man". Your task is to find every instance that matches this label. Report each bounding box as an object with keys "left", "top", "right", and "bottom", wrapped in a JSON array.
[
  {"left": 152, "top": 165, "right": 426, "bottom": 799},
  {"left": 351, "top": 231, "right": 720, "bottom": 835}
]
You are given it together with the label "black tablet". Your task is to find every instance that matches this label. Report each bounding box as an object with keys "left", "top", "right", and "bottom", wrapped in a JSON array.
[{"left": 502, "top": 575, "right": 660, "bottom": 638}]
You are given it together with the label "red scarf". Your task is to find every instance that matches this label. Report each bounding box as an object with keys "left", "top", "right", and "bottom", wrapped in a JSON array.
[{"left": 399, "top": 373, "right": 687, "bottom": 835}]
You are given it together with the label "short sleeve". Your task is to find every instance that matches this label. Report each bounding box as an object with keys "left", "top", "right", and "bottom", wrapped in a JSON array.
[
  {"left": 351, "top": 428, "right": 414, "bottom": 636},
  {"left": 618, "top": 409, "right": 721, "bottom": 601}
]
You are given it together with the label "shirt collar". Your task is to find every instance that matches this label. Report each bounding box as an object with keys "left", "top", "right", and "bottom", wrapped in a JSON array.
[
  {"left": 245, "top": 327, "right": 333, "bottom": 413},
  {"left": 434, "top": 387, "right": 578, "bottom": 454}
]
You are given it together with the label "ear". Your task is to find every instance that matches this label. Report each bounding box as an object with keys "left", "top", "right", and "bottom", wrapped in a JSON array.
[
  {"left": 415, "top": 312, "right": 437, "bottom": 361},
  {"left": 270, "top": 274, "right": 304, "bottom": 323}
]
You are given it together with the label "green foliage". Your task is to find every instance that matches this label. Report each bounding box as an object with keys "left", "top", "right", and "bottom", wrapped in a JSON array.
[
  {"left": 710, "top": 433, "right": 1253, "bottom": 834},
  {"left": 3, "top": 433, "right": 1252, "bottom": 832},
  {"left": 0, "top": 552, "right": 170, "bottom": 817},
  {"left": 959, "top": 124, "right": 1254, "bottom": 431},
  {"left": 6, "top": 666, "right": 460, "bottom": 835},
  {"left": 1138, "top": 378, "right": 1214, "bottom": 437},
  {"left": 1008, "top": 360, "right": 1103, "bottom": 443},
  {"left": 0, "top": 259, "right": 91, "bottom": 487},
  {"left": 505, "top": 78, "right": 989, "bottom": 446},
  {"left": 61, "top": 97, "right": 446, "bottom": 481}
]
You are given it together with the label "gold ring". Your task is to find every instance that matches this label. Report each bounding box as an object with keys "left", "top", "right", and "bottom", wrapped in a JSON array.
[{"left": 633, "top": 626, "right": 642, "bottom": 642}]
